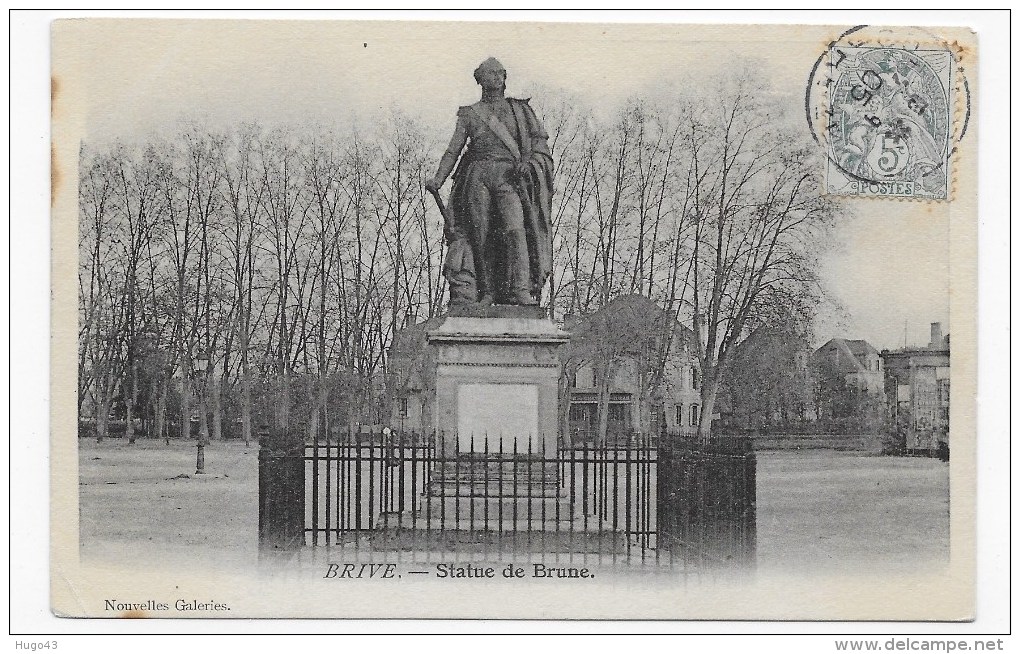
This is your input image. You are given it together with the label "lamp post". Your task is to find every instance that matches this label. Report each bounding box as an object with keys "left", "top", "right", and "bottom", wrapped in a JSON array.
[{"left": 193, "top": 351, "right": 209, "bottom": 475}]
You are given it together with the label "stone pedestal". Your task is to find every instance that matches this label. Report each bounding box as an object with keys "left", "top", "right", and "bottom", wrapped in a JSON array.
[
  {"left": 370, "top": 305, "right": 624, "bottom": 553},
  {"left": 427, "top": 306, "right": 568, "bottom": 463},
  {"left": 422, "top": 308, "right": 576, "bottom": 534}
]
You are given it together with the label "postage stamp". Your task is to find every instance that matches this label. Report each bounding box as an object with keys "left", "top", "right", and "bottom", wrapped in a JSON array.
[
  {"left": 47, "top": 19, "right": 980, "bottom": 623},
  {"left": 824, "top": 46, "right": 955, "bottom": 200}
]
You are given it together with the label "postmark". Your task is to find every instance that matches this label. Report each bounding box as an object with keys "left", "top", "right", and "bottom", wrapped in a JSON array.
[{"left": 805, "top": 26, "right": 972, "bottom": 202}]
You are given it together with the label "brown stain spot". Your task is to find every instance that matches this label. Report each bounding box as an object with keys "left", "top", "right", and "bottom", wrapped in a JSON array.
[
  {"left": 948, "top": 39, "right": 973, "bottom": 58},
  {"left": 51, "top": 75, "right": 61, "bottom": 208},
  {"left": 51, "top": 143, "right": 60, "bottom": 208},
  {"left": 121, "top": 610, "right": 148, "bottom": 619}
]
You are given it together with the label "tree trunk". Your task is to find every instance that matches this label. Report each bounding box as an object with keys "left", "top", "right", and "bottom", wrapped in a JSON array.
[
  {"left": 595, "top": 359, "right": 614, "bottom": 446},
  {"left": 315, "top": 377, "right": 329, "bottom": 444},
  {"left": 155, "top": 380, "right": 168, "bottom": 444},
  {"left": 181, "top": 376, "right": 191, "bottom": 441},
  {"left": 95, "top": 377, "right": 113, "bottom": 444},
  {"left": 125, "top": 365, "right": 137, "bottom": 443},
  {"left": 96, "top": 383, "right": 112, "bottom": 443},
  {"left": 276, "top": 371, "right": 291, "bottom": 431},
  {"left": 698, "top": 373, "right": 722, "bottom": 440},
  {"left": 211, "top": 374, "right": 222, "bottom": 441},
  {"left": 125, "top": 393, "right": 135, "bottom": 443},
  {"left": 241, "top": 358, "right": 252, "bottom": 447}
]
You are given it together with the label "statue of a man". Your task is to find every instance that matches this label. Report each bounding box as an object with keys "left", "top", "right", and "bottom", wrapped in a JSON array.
[{"left": 425, "top": 57, "right": 554, "bottom": 307}]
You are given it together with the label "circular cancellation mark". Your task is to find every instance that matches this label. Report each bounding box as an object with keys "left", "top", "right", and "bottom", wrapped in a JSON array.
[{"left": 804, "top": 25, "right": 971, "bottom": 201}]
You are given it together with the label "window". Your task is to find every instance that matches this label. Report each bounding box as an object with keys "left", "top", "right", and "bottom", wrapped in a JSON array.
[
  {"left": 937, "top": 379, "right": 950, "bottom": 407},
  {"left": 569, "top": 403, "right": 595, "bottom": 424},
  {"left": 690, "top": 404, "right": 700, "bottom": 427},
  {"left": 675, "top": 404, "right": 683, "bottom": 427},
  {"left": 608, "top": 403, "right": 631, "bottom": 424},
  {"left": 397, "top": 397, "right": 408, "bottom": 418},
  {"left": 691, "top": 366, "right": 701, "bottom": 390}
]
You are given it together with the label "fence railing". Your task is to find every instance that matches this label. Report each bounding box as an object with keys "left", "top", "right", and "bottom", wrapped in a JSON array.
[
  {"left": 300, "top": 432, "right": 659, "bottom": 558},
  {"left": 259, "top": 428, "right": 756, "bottom": 567}
]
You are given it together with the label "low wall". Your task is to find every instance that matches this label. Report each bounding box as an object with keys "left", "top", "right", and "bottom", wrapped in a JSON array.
[{"left": 749, "top": 433, "right": 883, "bottom": 453}]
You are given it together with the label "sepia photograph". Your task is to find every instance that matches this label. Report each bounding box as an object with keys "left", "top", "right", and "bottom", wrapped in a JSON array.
[{"left": 36, "top": 14, "right": 997, "bottom": 629}]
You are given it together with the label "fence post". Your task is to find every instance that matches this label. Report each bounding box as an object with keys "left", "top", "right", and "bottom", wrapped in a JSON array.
[
  {"left": 743, "top": 445, "right": 757, "bottom": 566},
  {"left": 258, "top": 424, "right": 305, "bottom": 551}
]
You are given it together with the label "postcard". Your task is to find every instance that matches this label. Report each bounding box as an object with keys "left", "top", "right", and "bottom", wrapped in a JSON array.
[{"left": 51, "top": 19, "right": 977, "bottom": 620}]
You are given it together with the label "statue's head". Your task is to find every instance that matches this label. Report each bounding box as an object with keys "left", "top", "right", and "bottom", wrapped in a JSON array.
[{"left": 473, "top": 57, "right": 506, "bottom": 92}]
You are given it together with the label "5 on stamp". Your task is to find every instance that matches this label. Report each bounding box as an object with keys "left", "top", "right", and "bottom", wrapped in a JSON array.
[{"left": 825, "top": 46, "right": 954, "bottom": 200}]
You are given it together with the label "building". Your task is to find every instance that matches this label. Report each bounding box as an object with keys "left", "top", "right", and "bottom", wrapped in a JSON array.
[
  {"left": 386, "top": 316, "right": 443, "bottom": 434},
  {"left": 880, "top": 322, "right": 950, "bottom": 455},
  {"left": 562, "top": 295, "right": 701, "bottom": 443},
  {"left": 811, "top": 338, "right": 885, "bottom": 394}
]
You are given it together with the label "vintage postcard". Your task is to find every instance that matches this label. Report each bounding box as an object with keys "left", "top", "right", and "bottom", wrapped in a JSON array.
[{"left": 51, "top": 19, "right": 978, "bottom": 621}]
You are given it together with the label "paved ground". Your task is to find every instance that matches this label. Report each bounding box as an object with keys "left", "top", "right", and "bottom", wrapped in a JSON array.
[{"left": 77, "top": 439, "right": 949, "bottom": 573}]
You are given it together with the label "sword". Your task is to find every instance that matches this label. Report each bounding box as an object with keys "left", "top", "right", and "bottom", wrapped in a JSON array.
[{"left": 426, "top": 185, "right": 456, "bottom": 244}]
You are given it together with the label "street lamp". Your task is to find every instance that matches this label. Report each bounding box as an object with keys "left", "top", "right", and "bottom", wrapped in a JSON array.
[{"left": 193, "top": 351, "right": 210, "bottom": 475}]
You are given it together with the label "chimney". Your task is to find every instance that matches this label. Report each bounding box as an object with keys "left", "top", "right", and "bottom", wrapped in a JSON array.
[
  {"left": 563, "top": 313, "right": 577, "bottom": 331},
  {"left": 929, "top": 322, "right": 943, "bottom": 349}
]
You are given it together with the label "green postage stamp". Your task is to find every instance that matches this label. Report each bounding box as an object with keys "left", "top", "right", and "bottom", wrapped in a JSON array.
[{"left": 825, "top": 45, "right": 956, "bottom": 200}]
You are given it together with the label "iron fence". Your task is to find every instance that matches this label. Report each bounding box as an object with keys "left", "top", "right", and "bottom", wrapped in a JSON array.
[
  {"left": 657, "top": 436, "right": 756, "bottom": 567},
  {"left": 301, "top": 431, "right": 659, "bottom": 559},
  {"left": 259, "top": 427, "right": 756, "bottom": 568}
]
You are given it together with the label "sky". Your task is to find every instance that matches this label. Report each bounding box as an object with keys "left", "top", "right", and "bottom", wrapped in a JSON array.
[{"left": 54, "top": 18, "right": 955, "bottom": 351}]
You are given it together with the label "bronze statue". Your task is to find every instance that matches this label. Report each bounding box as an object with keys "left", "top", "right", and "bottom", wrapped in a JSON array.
[{"left": 426, "top": 57, "right": 554, "bottom": 307}]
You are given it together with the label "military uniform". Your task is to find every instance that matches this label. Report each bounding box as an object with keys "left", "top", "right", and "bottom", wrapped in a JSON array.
[{"left": 434, "top": 94, "right": 554, "bottom": 306}]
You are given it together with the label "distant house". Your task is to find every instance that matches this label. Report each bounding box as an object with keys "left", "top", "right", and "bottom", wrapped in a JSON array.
[
  {"left": 880, "top": 322, "right": 950, "bottom": 455},
  {"left": 562, "top": 295, "right": 701, "bottom": 443},
  {"left": 386, "top": 316, "right": 443, "bottom": 434},
  {"left": 811, "top": 338, "right": 884, "bottom": 394}
]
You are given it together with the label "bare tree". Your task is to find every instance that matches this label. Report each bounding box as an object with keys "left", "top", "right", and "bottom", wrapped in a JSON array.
[
  {"left": 108, "top": 143, "right": 164, "bottom": 443},
  {"left": 255, "top": 127, "right": 312, "bottom": 432},
  {"left": 685, "top": 74, "right": 836, "bottom": 438},
  {"left": 78, "top": 145, "right": 113, "bottom": 422},
  {"left": 216, "top": 123, "right": 265, "bottom": 445}
]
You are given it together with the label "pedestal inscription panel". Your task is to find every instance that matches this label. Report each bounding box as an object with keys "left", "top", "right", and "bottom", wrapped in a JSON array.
[
  {"left": 428, "top": 314, "right": 568, "bottom": 457},
  {"left": 456, "top": 383, "right": 538, "bottom": 451}
]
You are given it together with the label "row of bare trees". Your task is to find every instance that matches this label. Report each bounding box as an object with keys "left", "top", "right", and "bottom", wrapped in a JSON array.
[
  {"left": 79, "top": 114, "right": 444, "bottom": 442},
  {"left": 542, "top": 73, "right": 837, "bottom": 437},
  {"left": 79, "top": 69, "right": 836, "bottom": 442}
]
